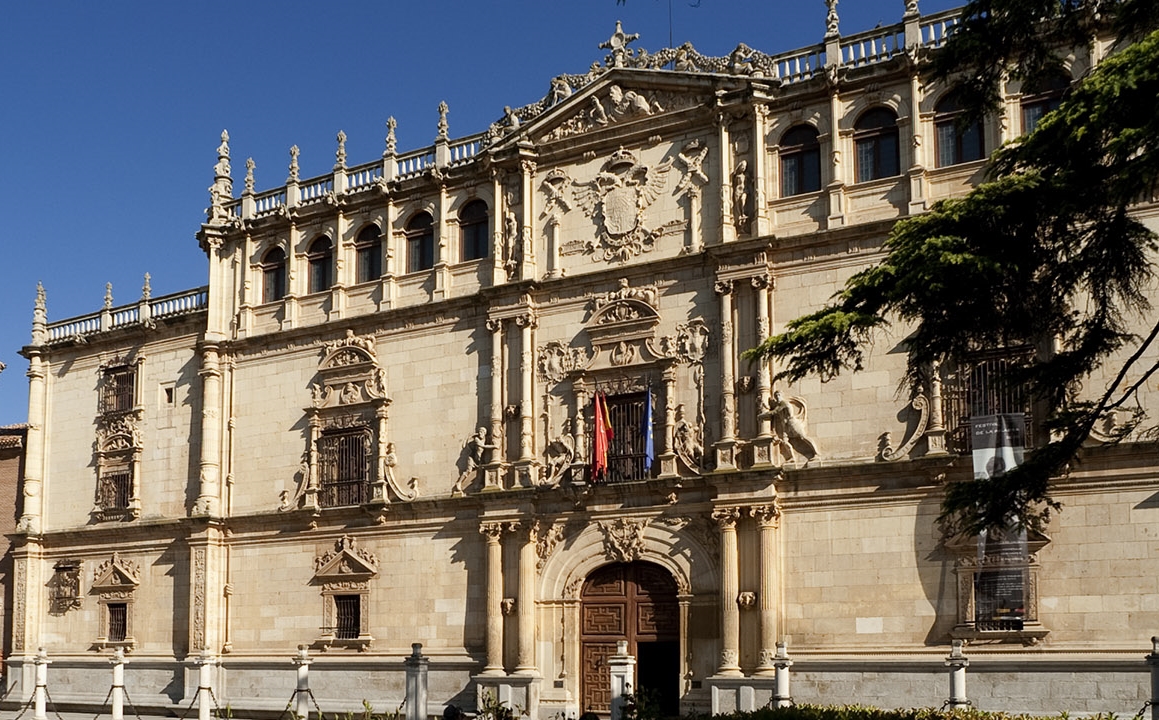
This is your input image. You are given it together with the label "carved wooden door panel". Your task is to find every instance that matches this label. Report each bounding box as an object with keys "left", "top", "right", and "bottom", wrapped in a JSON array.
[{"left": 580, "top": 562, "right": 679, "bottom": 714}]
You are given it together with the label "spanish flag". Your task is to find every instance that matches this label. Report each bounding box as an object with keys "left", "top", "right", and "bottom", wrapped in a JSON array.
[{"left": 592, "top": 392, "right": 614, "bottom": 482}]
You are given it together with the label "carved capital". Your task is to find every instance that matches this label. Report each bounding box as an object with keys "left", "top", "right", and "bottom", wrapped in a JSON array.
[
  {"left": 712, "top": 506, "right": 741, "bottom": 530},
  {"left": 486, "top": 318, "right": 503, "bottom": 333},
  {"left": 714, "top": 279, "right": 734, "bottom": 295},
  {"left": 480, "top": 522, "right": 506, "bottom": 542},
  {"left": 750, "top": 503, "right": 781, "bottom": 529},
  {"left": 750, "top": 274, "right": 773, "bottom": 291}
]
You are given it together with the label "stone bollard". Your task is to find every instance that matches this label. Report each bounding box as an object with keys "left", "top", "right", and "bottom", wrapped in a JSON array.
[
  {"left": 404, "top": 643, "right": 429, "bottom": 720},
  {"left": 195, "top": 648, "right": 216, "bottom": 720},
  {"left": 608, "top": 640, "right": 637, "bottom": 720},
  {"left": 293, "top": 645, "right": 312, "bottom": 720},
  {"left": 1146, "top": 636, "right": 1159, "bottom": 720},
  {"left": 772, "top": 641, "right": 793, "bottom": 709},
  {"left": 945, "top": 639, "right": 970, "bottom": 709},
  {"left": 110, "top": 647, "right": 128, "bottom": 720},
  {"left": 33, "top": 647, "right": 50, "bottom": 720}
]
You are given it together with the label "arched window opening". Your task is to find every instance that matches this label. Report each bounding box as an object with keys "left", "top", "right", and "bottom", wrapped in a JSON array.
[
  {"left": 1021, "top": 73, "right": 1071, "bottom": 134},
  {"left": 459, "top": 200, "right": 489, "bottom": 262},
  {"left": 406, "top": 212, "right": 435, "bottom": 273},
  {"left": 307, "top": 236, "right": 333, "bottom": 294},
  {"left": 261, "top": 247, "right": 287, "bottom": 303},
  {"left": 779, "top": 125, "right": 822, "bottom": 196},
  {"left": 935, "top": 91, "right": 985, "bottom": 167},
  {"left": 355, "top": 225, "right": 382, "bottom": 284},
  {"left": 854, "top": 107, "right": 901, "bottom": 182}
]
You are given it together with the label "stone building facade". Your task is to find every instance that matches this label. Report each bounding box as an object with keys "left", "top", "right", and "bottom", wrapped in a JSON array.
[{"left": 8, "top": 3, "right": 1159, "bottom": 716}]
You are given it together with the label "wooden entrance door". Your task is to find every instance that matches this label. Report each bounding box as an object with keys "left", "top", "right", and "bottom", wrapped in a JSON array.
[{"left": 580, "top": 562, "right": 679, "bottom": 715}]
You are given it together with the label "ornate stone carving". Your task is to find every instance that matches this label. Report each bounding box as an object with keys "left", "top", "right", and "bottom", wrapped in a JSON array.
[
  {"left": 573, "top": 148, "right": 672, "bottom": 262},
  {"left": 597, "top": 517, "right": 647, "bottom": 563},
  {"left": 675, "top": 320, "right": 711, "bottom": 365},
  {"left": 676, "top": 140, "right": 710, "bottom": 196},
  {"left": 881, "top": 394, "right": 930, "bottom": 461},
  {"left": 537, "top": 341, "right": 589, "bottom": 384},
  {"left": 673, "top": 404, "right": 704, "bottom": 472},
  {"left": 453, "top": 427, "right": 492, "bottom": 496},
  {"left": 501, "top": 598, "right": 517, "bottom": 615},
  {"left": 732, "top": 160, "right": 751, "bottom": 233},
  {"left": 712, "top": 506, "right": 741, "bottom": 529},
  {"left": 542, "top": 419, "right": 576, "bottom": 486},
  {"left": 534, "top": 520, "right": 566, "bottom": 570},
  {"left": 737, "top": 591, "right": 757, "bottom": 609},
  {"left": 750, "top": 503, "right": 781, "bottom": 529},
  {"left": 594, "top": 277, "right": 659, "bottom": 311},
  {"left": 541, "top": 169, "right": 572, "bottom": 216},
  {"left": 93, "top": 552, "right": 141, "bottom": 587}
]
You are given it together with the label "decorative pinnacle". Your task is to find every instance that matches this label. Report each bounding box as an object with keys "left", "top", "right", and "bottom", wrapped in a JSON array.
[
  {"left": 904, "top": 0, "right": 919, "bottom": 17},
  {"left": 825, "top": 0, "right": 840, "bottom": 39},
  {"left": 599, "top": 20, "right": 640, "bottom": 68},
  {"left": 141, "top": 273, "right": 152, "bottom": 301},
  {"left": 288, "top": 145, "right": 300, "bottom": 183},
  {"left": 335, "top": 131, "right": 347, "bottom": 170},
  {"left": 104, "top": 283, "right": 113, "bottom": 310},
  {"left": 384, "top": 117, "right": 397, "bottom": 156},
  {"left": 437, "top": 102, "right": 449, "bottom": 141},
  {"left": 214, "top": 130, "right": 231, "bottom": 179},
  {"left": 32, "top": 282, "right": 47, "bottom": 342},
  {"left": 244, "top": 158, "right": 255, "bottom": 195}
]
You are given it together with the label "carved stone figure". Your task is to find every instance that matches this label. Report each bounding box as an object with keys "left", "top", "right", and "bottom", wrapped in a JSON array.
[
  {"left": 673, "top": 404, "right": 704, "bottom": 470},
  {"left": 768, "top": 390, "right": 819, "bottom": 465},
  {"left": 543, "top": 419, "right": 576, "bottom": 486},
  {"left": 732, "top": 160, "right": 751, "bottom": 233},
  {"left": 453, "top": 428, "right": 489, "bottom": 496},
  {"left": 676, "top": 140, "right": 710, "bottom": 195}
]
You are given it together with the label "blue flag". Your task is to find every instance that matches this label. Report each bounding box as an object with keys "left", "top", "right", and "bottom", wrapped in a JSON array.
[{"left": 643, "top": 387, "right": 655, "bottom": 471}]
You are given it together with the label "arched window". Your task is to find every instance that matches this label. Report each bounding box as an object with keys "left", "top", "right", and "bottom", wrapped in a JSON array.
[
  {"left": 260, "top": 247, "right": 287, "bottom": 303},
  {"left": 307, "top": 236, "right": 333, "bottom": 294},
  {"left": 854, "top": 107, "right": 901, "bottom": 182},
  {"left": 1021, "top": 73, "right": 1070, "bottom": 134},
  {"left": 459, "top": 200, "right": 489, "bottom": 262},
  {"left": 934, "top": 91, "right": 985, "bottom": 167},
  {"left": 779, "top": 125, "right": 822, "bottom": 197},
  {"left": 406, "top": 212, "right": 435, "bottom": 273},
  {"left": 354, "top": 225, "right": 382, "bottom": 284}
]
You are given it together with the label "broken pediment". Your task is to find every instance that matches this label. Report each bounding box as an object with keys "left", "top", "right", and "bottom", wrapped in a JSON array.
[
  {"left": 310, "top": 330, "right": 389, "bottom": 410},
  {"left": 313, "top": 535, "right": 379, "bottom": 580},
  {"left": 92, "top": 553, "right": 140, "bottom": 591}
]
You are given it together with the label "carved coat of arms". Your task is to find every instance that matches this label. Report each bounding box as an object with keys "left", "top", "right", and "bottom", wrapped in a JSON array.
[{"left": 574, "top": 148, "right": 672, "bottom": 262}]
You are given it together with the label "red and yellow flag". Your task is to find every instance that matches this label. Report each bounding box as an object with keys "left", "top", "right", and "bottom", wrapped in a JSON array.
[{"left": 592, "top": 392, "right": 614, "bottom": 481}]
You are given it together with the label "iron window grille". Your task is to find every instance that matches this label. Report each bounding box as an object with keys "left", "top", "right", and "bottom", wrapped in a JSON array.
[
  {"left": 317, "top": 428, "right": 371, "bottom": 507},
  {"left": 107, "top": 603, "right": 128, "bottom": 642},
  {"left": 944, "top": 348, "right": 1034, "bottom": 454},
  {"left": 97, "top": 470, "right": 132, "bottom": 510},
  {"left": 601, "top": 392, "right": 651, "bottom": 484},
  {"left": 102, "top": 367, "right": 136, "bottom": 413},
  {"left": 334, "top": 595, "right": 361, "bottom": 640}
]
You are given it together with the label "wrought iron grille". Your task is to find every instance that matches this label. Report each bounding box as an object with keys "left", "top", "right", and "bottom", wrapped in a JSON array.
[
  {"left": 107, "top": 603, "right": 128, "bottom": 642},
  {"left": 603, "top": 392, "right": 649, "bottom": 484},
  {"left": 318, "top": 428, "right": 371, "bottom": 507},
  {"left": 944, "top": 349, "right": 1033, "bottom": 454},
  {"left": 103, "top": 367, "right": 135, "bottom": 413},
  {"left": 98, "top": 470, "right": 131, "bottom": 510},
  {"left": 334, "top": 595, "right": 361, "bottom": 639}
]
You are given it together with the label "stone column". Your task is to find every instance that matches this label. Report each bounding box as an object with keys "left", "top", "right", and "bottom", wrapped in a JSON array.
[
  {"left": 752, "top": 504, "right": 781, "bottom": 674},
  {"left": 718, "top": 116, "right": 735, "bottom": 244},
  {"left": 194, "top": 341, "right": 223, "bottom": 516},
  {"left": 195, "top": 649, "right": 215, "bottom": 720},
  {"left": 752, "top": 104, "right": 770, "bottom": 236},
  {"left": 945, "top": 640, "right": 970, "bottom": 709},
  {"left": 751, "top": 275, "right": 775, "bottom": 465},
  {"left": 925, "top": 360, "right": 948, "bottom": 455},
  {"left": 110, "top": 647, "right": 127, "bottom": 720},
  {"left": 292, "top": 645, "right": 312, "bottom": 720},
  {"left": 404, "top": 643, "right": 429, "bottom": 720},
  {"left": 484, "top": 319, "right": 505, "bottom": 489},
  {"left": 380, "top": 198, "right": 398, "bottom": 312},
  {"left": 826, "top": 88, "right": 846, "bottom": 228},
  {"left": 480, "top": 522, "right": 507, "bottom": 674},
  {"left": 573, "top": 378, "right": 590, "bottom": 469},
  {"left": 713, "top": 281, "right": 737, "bottom": 469},
  {"left": 772, "top": 642, "right": 793, "bottom": 708},
  {"left": 18, "top": 285, "right": 47, "bottom": 535},
  {"left": 545, "top": 217, "right": 562, "bottom": 278},
  {"left": 657, "top": 366, "right": 678, "bottom": 478},
  {"left": 519, "top": 160, "right": 537, "bottom": 281},
  {"left": 435, "top": 181, "right": 450, "bottom": 300},
  {"left": 712, "top": 507, "right": 742, "bottom": 676},
  {"left": 907, "top": 71, "right": 928, "bottom": 214},
  {"left": 32, "top": 647, "right": 49, "bottom": 720},
  {"left": 514, "top": 313, "right": 537, "bottom": 486},
  {"left": 515, "top": 523, "right": 538, "bottom": 675}
]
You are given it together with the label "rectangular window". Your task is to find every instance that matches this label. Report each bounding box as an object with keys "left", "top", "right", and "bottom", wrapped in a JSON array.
[
  {"left": 317, "top": 429, "right": 370, "bottom": 507},
  {"left": 108, "top": 603, "right": 128, "bottom": 642},
  {"left": 334, "top": 595, "right": 361, "bottom": 640},
  {"left": 103, "top": 367, "right": 136, "bottom": 413},
  {"left": 98, "top": 470, "right": 132, "bottom": 510},
  {"left": 407, "top": 232, "right": 435, "bottom": 273},
  {"left": 604, "top": 392, "right": 649, "bottom": 484},
  {"left": 944, "top": 349, "right": 1033, "bottom": 454}
]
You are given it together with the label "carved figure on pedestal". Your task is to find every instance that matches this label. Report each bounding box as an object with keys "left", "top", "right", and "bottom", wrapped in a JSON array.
[
  {"left": 732, "top": 160, "right": 751, "bottom": 233},
  {"left": 543, "top": 418, "right": 576, "bottom": 486},
  {"left": 768, "top": 390, "right": 818, "bottom": 465},
  {"left": 674, "top": 404, "right": 704, "bottom": 472},
  {"left": 453, "top": 427, "right": 490, "bottom": 496}
]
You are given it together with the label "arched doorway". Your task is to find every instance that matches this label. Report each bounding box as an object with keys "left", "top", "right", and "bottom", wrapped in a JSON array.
[{"left": 580, "top": 561, "right": 679, "bottom": 715}]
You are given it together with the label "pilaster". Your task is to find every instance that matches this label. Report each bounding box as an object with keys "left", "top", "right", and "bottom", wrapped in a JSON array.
[
  {"left": 713, "top": 281, "right": 737, "bottom": 469},
  {"left": 752, "top": 504, "right": 781, "bottom": 674},
  {"left": 713, "top": 506, "right": 743, "bottom": 676}
]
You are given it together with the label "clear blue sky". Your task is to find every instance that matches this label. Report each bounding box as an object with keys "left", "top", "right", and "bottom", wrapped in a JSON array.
[{"left": 0, "top": 0, "right": 959, "bottom": 425}]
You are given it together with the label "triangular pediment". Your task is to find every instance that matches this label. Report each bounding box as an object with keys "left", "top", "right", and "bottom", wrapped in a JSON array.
[
  {"left": 92, "top": 553, "right": 140, "bottom": 590},
  {"left": 313, "top": 535, "right": 378, "bottom": 579}
]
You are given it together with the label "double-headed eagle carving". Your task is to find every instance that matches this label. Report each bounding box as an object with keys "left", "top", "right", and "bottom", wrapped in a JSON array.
[{"left": 573, "top": 147, "right": 672, "bottom": 262}]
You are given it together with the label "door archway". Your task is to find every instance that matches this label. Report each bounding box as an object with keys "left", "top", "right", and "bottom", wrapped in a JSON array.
[{"left": 580, "top": 561, "right": 679, "bottom": 715}]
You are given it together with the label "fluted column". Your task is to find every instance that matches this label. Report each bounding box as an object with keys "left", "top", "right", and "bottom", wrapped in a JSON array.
[
  {"left": 752, "top": 504, "right": 781, "bottom": 674},
  {"left": 194, "top": 342, "right": 223, "bottom": 516},
  {"left": 753, "top": 104, "right": 770, "bottom": 236},
  {"left": 713, "top": 506, "right": 742, "bottom": 676},
  {"left": 479, "top": 522, "right": 507, "bottom": 674},
  {"left": 926, "top": 360, "right": 948, "bottom": 455},
  {"left": 574, "top": 378, "right": 590, "bottom": 467},
  {"left": 826, "top": 86, "right": 846, "bottom": 228},
  {"left": 713, "top": 281, "right": 737, "bottom": 469},
  {"left": 515, "top": 523, "right": 538, "bottom": 674},
  {"left": 514, "top": 313, "right": 537, "bottom": 486},
  {"left": 752, "top": 275, "right": 776, "bottom": 465},
  {"left": 658, "top": 366, "right": 678, "bottom": 477},
  {"left": 518, "top": 160, "right": 537, "bottom": 281}
]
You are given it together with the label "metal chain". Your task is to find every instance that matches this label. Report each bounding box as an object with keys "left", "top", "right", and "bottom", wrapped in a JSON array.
[
  {"left": 120, "top": 683, "right": 145, "bottom": 720},
  {"left": 10, "top": 687, "right": 37, "bottom": 720},
  {"left": 91, "top": 686, "right": 114, "bottom": 720},
  {"left": 40, "top": 686, "right": 66, "bottom": 720}
]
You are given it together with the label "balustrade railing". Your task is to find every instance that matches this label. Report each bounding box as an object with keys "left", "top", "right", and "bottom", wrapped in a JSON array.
[
  {"left": 347, "top": 164, "right": 382, "bottom": 191},
  {"left": 919, "top": 12, "right": 960, "bottom": 49},
  {"left": 45, "top": 287, "right": 209, "bottom": 343},
  {"left": 396, "top": 150, "right": 436, "bottom": 179},
  {"left": 773, "top": 45, "right": 825, "bottom": 84},
  {"left": 300, "top": 177, "right": 333, "bottom": 204},
  {"left": 151, "top": 287, "right": 209, "bottom": 319},
  {"left": 254, "top": 190, "right": 286, "bottom": 216},
  {"left": 449, "top": 136, "right": 482, "bottom": 166},
  {"left": 840, "top": 28, "right": 904, "bottom": 68},
  {"left": 48, "top": 314, "right": 101, "bottom": 342}
]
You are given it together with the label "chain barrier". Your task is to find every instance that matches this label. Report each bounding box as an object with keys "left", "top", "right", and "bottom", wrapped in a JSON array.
[
  {"left": 178, "top": 685, "right": 219, "bottom": 720},
  {"left": 10, "top": 687, "right": 37, "bottom": 720},
  {"left": 41, "top": 686, "right": 66, "bottom": 720},
  {"left": 120, "top": 683, "right": 145, "bottom": 720},
  {"left": 91, "top": 686, "right": 115, "bottom": 720},
  {"left": 1136, "top": 699, "right": 1154, "bottom": 718}
]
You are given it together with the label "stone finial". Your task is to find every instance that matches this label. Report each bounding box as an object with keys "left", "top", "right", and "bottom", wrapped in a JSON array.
[
  {"left": 215, "top": 130, "right": 231, "bottom": 178},
  {"left": 599, "top": 20, "right": 640, "bottom": 68},
  {"left": 335, "top": 131, "right": 347, "bottom": 170},
  {"left": 904, "top": 0, "right": 919, "bottom": 16},
  {"left": 31, "top": 282, "right": 47, "bottom": 344},
  {"left": 141, "top": 273, "right": 152, "bottom": 301},
  {"left": 385, "top": 117, "right": 397, "bottom": 157},
  {"left": 208, "top": 130, "right": 233, "bottom": 220},
  {"left": 104, "top": 283, "right": 114, "bottom": 310},
  {"left": 825, "top": 0, "right": 840, "bottom": 38},
  {"left": 437, "top": 102, "right": 449, "bottom": 141},
  {"left": 288, "top": 145, "right": 300, "bottom": 182},
  {"left": 244, "top": 158, "right": 255, "bottom": 195}
]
